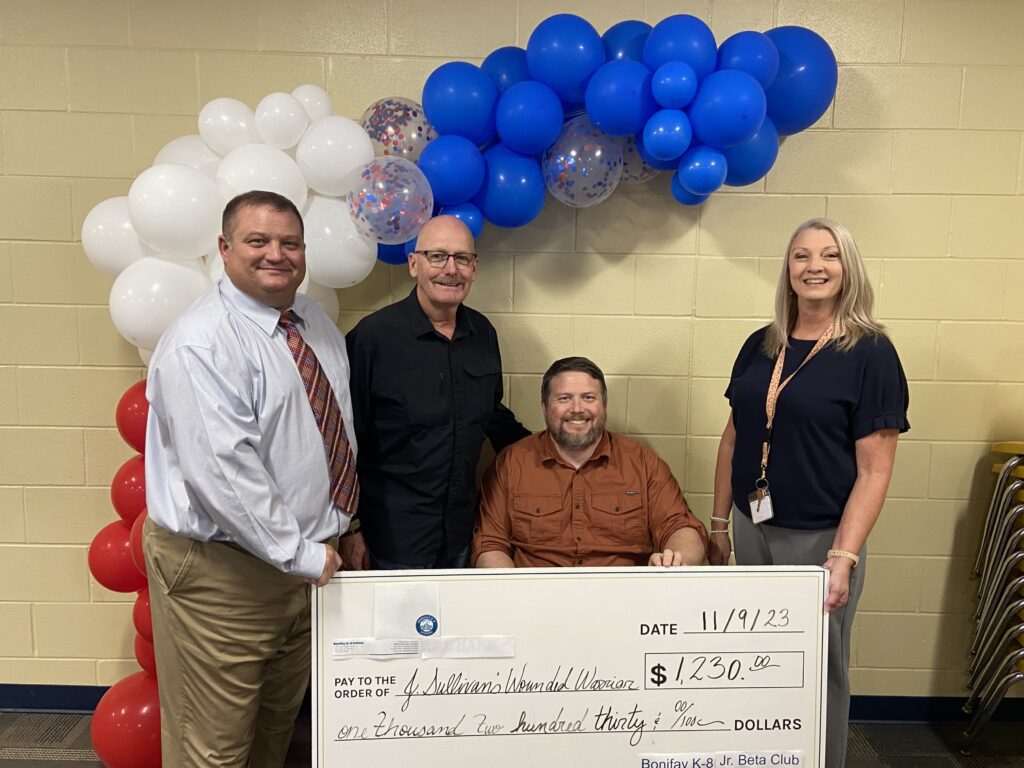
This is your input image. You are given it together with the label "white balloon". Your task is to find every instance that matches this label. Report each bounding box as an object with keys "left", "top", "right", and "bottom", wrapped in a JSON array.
[
  {"left": 295, "top": 116, "right": 374, "bottom": 197},
  {"left": 199, "top": 98, "right": 258, "bottom": 156},
  {"left": 303, "top": 195, "right": 378, "bottom": 288},
  {"left": 81, "top": 196, "right": 149, "bottom": 276},
  {"left": 301, "top": 281, "right": 340, "bottom": 324},
  {"left": 216, "top": 143, "right": 309, "bottom": 209},
  {"left": 205, "top": 252, "right": 225, "bottom": 283},
  {"left": 128, "top": 164, "right": 223, "bottom": 259},
  {"left": 154, "top": 135, "right": 220, "bottom": 177},
  {"left": 138, "top": 347, "right": 154, "bottom": 366},
  {"left": 255, "top": 92, "right": 310, "bottom": 150},
  {"left": 109, "top": 257, "right": 209, "bottom": 350},
  {"left": 292, "top": 84, "right": 333, "bottom": 122}
]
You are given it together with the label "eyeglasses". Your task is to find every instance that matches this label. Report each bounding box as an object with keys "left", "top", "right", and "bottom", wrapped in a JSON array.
[{"left": 413, "top": 250, "right": 478, "bottom": 268}]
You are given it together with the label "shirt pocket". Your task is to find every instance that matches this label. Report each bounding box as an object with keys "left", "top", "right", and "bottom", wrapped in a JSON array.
[
  {"left": 462, "top": 362, "right": 499, "bottom": 425},
  {"left": 590, "top": 491, "right": 647, "bottom": 546},
  {"left": 512, "top": 494, "right": 564, "bottom": 545},
  {"left": 401, "top": 366, "right": 451, "bottom": 427}
]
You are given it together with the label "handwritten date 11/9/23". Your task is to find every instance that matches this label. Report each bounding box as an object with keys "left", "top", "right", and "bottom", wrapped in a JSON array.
[{"left": 701, "top": 608, "right": 790, "bottom": 632}]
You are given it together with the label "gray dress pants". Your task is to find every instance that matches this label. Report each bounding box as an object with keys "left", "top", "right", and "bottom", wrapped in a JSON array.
[{"left": 733, "top": 507, "right": 865, "bottom": 768}]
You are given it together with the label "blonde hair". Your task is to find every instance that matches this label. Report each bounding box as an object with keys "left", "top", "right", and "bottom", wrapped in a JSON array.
[{"left": 763, "top": 217, "right": 886, "bottom": 357}]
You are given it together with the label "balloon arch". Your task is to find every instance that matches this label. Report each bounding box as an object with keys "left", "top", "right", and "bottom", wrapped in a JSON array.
[{"left": 80, "top": 13, "right": 837, "bottom": 766}]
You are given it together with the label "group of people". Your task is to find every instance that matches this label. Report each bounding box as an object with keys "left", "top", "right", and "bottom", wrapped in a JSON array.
[{"left": 142, "top": 190, "right": 909, "bottom": 767}]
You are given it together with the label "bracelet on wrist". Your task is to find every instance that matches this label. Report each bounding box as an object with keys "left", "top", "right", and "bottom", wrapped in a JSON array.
[
  {"left": 710, "top": 516, "right": 731, "bottom": 525},
  {"left": 710, "top": 530, "right": 730, "bottom": 536},
  {"left": 826, "top": 548, "right": 859, "bottom": 567}
]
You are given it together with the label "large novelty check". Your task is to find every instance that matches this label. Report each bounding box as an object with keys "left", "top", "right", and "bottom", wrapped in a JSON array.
[{"left": 312, "top": 567, "right": 828, "bottom": 768}]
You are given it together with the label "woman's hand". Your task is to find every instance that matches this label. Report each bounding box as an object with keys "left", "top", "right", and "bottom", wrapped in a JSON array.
[
  {"left": 708, "top": 532, "right": 732, "bottom": 565},
  {"left": 822, "top": 555, "right": 854, "bottom": 612}
]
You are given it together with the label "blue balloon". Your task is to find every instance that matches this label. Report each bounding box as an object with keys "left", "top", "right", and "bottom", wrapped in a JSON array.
[
  {"left": 526, "top": 14, "right": 606, "bottom": 104},
  {"left": 717, "top": 31, "right": 780, "bottom": 89},
  {"left": 722, "top": 116, "right": 779, "bottom": 186},
  {"left": 642, "top": 109, "right": 692, "bottom": 161},
  {"left": 472, "top": 144, "right": 546, "bottom": 228},
  {"left": 670, "top": 172, "right": 709, "bottom": 206},
  {"left": 417, "top": 135, "right": 485, "bottom": 206},
  {"left": 377, "top": 241, "right": 412, "bottom": 265},
  {"left": 584, "top": 59, "right": 656, "bottom": 136},
  {"left": 439, "top": 202, "right": 485, "bottom": 239},
  {"left": 602, "top": 20, "right": 651, "bottom": 62},
  {"left": 422, "top": 61, "right": 498, "bottom": 145},
  {"left": 636, "top": 134, "right": 681, "bottom": 170},
  {"left": 643, "top": 15, "right": 717, "bottom": 81},
  {"left": 651, "top": 61, "right": 698, "bottom": 109},
  {"left": 496, "top": 80, "right": 563, "bottom": 155},
  {"left": 764, "top": 26, "right": 838, "bottom": 135},
  {"left": 482, "top": 46, "right": 531, "bottom": 94},
  {"left": 688, "top": 69, "right": 767, "bottom": 149},
  {"left": 677, "top": 145, "right": 727, "bottom": 196}
]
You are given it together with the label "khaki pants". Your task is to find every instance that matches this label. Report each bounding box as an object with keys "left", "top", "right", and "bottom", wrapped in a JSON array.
[{"left": 143, "top": 518, "right": 311, "bottom": 768}]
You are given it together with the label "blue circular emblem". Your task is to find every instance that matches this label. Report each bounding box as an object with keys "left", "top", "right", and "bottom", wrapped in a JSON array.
[{"left": 416, "top": 614, "right": 438, "bottom": 636}]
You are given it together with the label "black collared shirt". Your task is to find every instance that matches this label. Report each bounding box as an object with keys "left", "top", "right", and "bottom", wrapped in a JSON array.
[{"left": 346, "top": 288, "right": 529, "bottom": 564}]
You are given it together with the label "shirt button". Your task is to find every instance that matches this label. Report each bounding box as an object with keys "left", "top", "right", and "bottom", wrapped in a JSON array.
[{"left": 575, "top": 503, "right": 581, "bottom": 510}]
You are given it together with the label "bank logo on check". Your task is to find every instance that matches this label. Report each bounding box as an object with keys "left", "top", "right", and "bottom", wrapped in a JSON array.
[{"left": 416, "top": 614, "right": 438, "bottom": 636}]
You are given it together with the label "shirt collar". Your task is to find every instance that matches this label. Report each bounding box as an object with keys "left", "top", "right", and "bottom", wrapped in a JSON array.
[
  {"left": 219, "top": 277, "right": 300, "bottom": 337},
  {"left": 400, "top": 287, "right": 477, "bottom": 340},
  {"left": 540, "top": 429, "right": 612, "bottom": 468}
]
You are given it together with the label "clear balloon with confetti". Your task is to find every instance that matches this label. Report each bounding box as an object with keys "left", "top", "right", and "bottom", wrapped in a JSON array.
[
  {"left": 618, "top": 134, "right": 662, "bottom": 184},
  {"left": 345, "top": 156, "right": 434, "bottom": 245},
  {"left": 541, "top": 114, "right": 623, "bottom": 208},
  {"left": 360, "top": 97, "right": 437, "bottom": 162}
]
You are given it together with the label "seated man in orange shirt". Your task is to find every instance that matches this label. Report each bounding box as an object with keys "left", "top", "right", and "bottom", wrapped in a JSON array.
[{"left": 473, "top": 356, "right": 708, "bottom": 568}]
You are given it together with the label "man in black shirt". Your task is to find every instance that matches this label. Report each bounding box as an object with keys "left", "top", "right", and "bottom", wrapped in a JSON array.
[{"left": 346, "top": 216, "right": 529, "bottom": 568}]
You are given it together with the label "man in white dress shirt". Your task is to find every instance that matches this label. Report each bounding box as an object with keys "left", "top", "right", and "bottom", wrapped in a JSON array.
[{"left": 142, "top": 190, "right": 363, "bottom": 766}]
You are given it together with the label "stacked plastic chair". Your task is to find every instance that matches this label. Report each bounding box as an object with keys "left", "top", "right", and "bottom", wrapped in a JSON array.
[{"left": 963, "top": 441, "right": 1024, "bottom": 746}]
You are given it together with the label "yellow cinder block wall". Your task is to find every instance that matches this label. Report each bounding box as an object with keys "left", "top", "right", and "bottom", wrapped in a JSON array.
[{"left": 1, "top": 0, "right": 1022, "bottom": 698}]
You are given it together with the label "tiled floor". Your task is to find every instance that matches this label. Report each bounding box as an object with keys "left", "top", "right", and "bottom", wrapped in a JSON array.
[{"left": 0, "top": 712, "right": 1020, "bottom": 767}]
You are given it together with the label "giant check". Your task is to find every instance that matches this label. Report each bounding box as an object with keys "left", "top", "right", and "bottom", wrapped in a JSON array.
[{"left": 312, "top": 567, "right": 828, "bottom": 768}]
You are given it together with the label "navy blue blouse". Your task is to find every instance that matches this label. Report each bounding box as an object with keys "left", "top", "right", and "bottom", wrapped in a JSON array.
[{"left": 725, "top": 326, "right": 910, "bottom": 530}]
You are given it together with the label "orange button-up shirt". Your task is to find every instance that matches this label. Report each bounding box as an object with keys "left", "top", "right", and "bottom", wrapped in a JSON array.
[{"left": 472, "top": 431, "right": 708, "bottom": 567}]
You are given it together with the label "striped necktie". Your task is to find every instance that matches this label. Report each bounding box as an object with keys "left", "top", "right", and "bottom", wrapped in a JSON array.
[{"left": 278, "top": 310, "right": 359, "bottom": 518}]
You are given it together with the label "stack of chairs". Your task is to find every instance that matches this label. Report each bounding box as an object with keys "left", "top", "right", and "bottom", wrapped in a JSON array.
[{"left": 963, "top": 441, "right": 1024, "bottom": 746}]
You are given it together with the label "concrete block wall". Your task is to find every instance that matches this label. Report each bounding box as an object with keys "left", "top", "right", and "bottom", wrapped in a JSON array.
[{"left": 1, "top": 0, "right": 1022, "bottom": 697}]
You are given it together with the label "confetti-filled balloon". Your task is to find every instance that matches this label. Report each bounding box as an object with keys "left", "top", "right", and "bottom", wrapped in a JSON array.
[
  {"left": 542, "top": 115, "right": 624, "bottom": 208},
  {"left": 360, "top": 96, "right": 436, "bottom": 162},
  {"left": 345, "top": 156, "right": 434, "bottom": 245},
  {"left": 618, "top": 135, "right": 661, "bottom": 184}
]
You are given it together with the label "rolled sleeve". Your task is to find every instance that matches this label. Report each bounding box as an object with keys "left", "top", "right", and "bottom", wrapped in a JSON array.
[{"left": 646, "top": 454, "right": 709, "bottom": 558}]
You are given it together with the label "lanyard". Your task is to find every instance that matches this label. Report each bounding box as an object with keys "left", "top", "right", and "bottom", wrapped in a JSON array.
[{"left": 758, "top": 325, "right": 835, "bottom": 483}]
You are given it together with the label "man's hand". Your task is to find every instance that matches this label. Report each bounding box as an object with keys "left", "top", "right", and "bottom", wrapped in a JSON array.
[
  {"left": 339, "top": 531, "right": 370, "bottom": 571},
  {"left": 648, "top": 549, "right": 687, "bottom": 567},
  {"left": 308, "top": 543, "right": 343, "bottom": 587}
]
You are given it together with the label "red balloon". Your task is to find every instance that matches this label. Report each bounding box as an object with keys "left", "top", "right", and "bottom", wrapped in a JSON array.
[
  {"left": 133, "top": 588, "right": 153, "bottom": 642},
  {"left": 111, "top": 454, "right": 146, "bottom": 524},
  {"left": 134, "top": 634, "right": 157, "bottom": 677},
  {"left": 90, "top": 671, "right": 161, "bottom": 768},
  {"left": 89, "top": 521, "right": 147, "bottom": 593},
  {"left": 116, "top": 380, "right": 149, "bottom": 454},
  {"left": 130, "top": 509, "right": 147, "bottom": 576}
]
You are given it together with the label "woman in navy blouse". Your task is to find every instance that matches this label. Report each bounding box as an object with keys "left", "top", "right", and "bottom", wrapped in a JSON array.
[{"left": 710, "top": 218, "right": 910, "bottom": 768}]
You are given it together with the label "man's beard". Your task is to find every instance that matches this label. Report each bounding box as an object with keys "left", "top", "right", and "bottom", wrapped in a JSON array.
[{"left": 551, "top": 416, "right": 603, "bottom": 451}]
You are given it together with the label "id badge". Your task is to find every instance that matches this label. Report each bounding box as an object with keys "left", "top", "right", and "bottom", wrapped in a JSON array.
[{"left": 747, "top": 484, "right": 774, "bottom": 524}]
